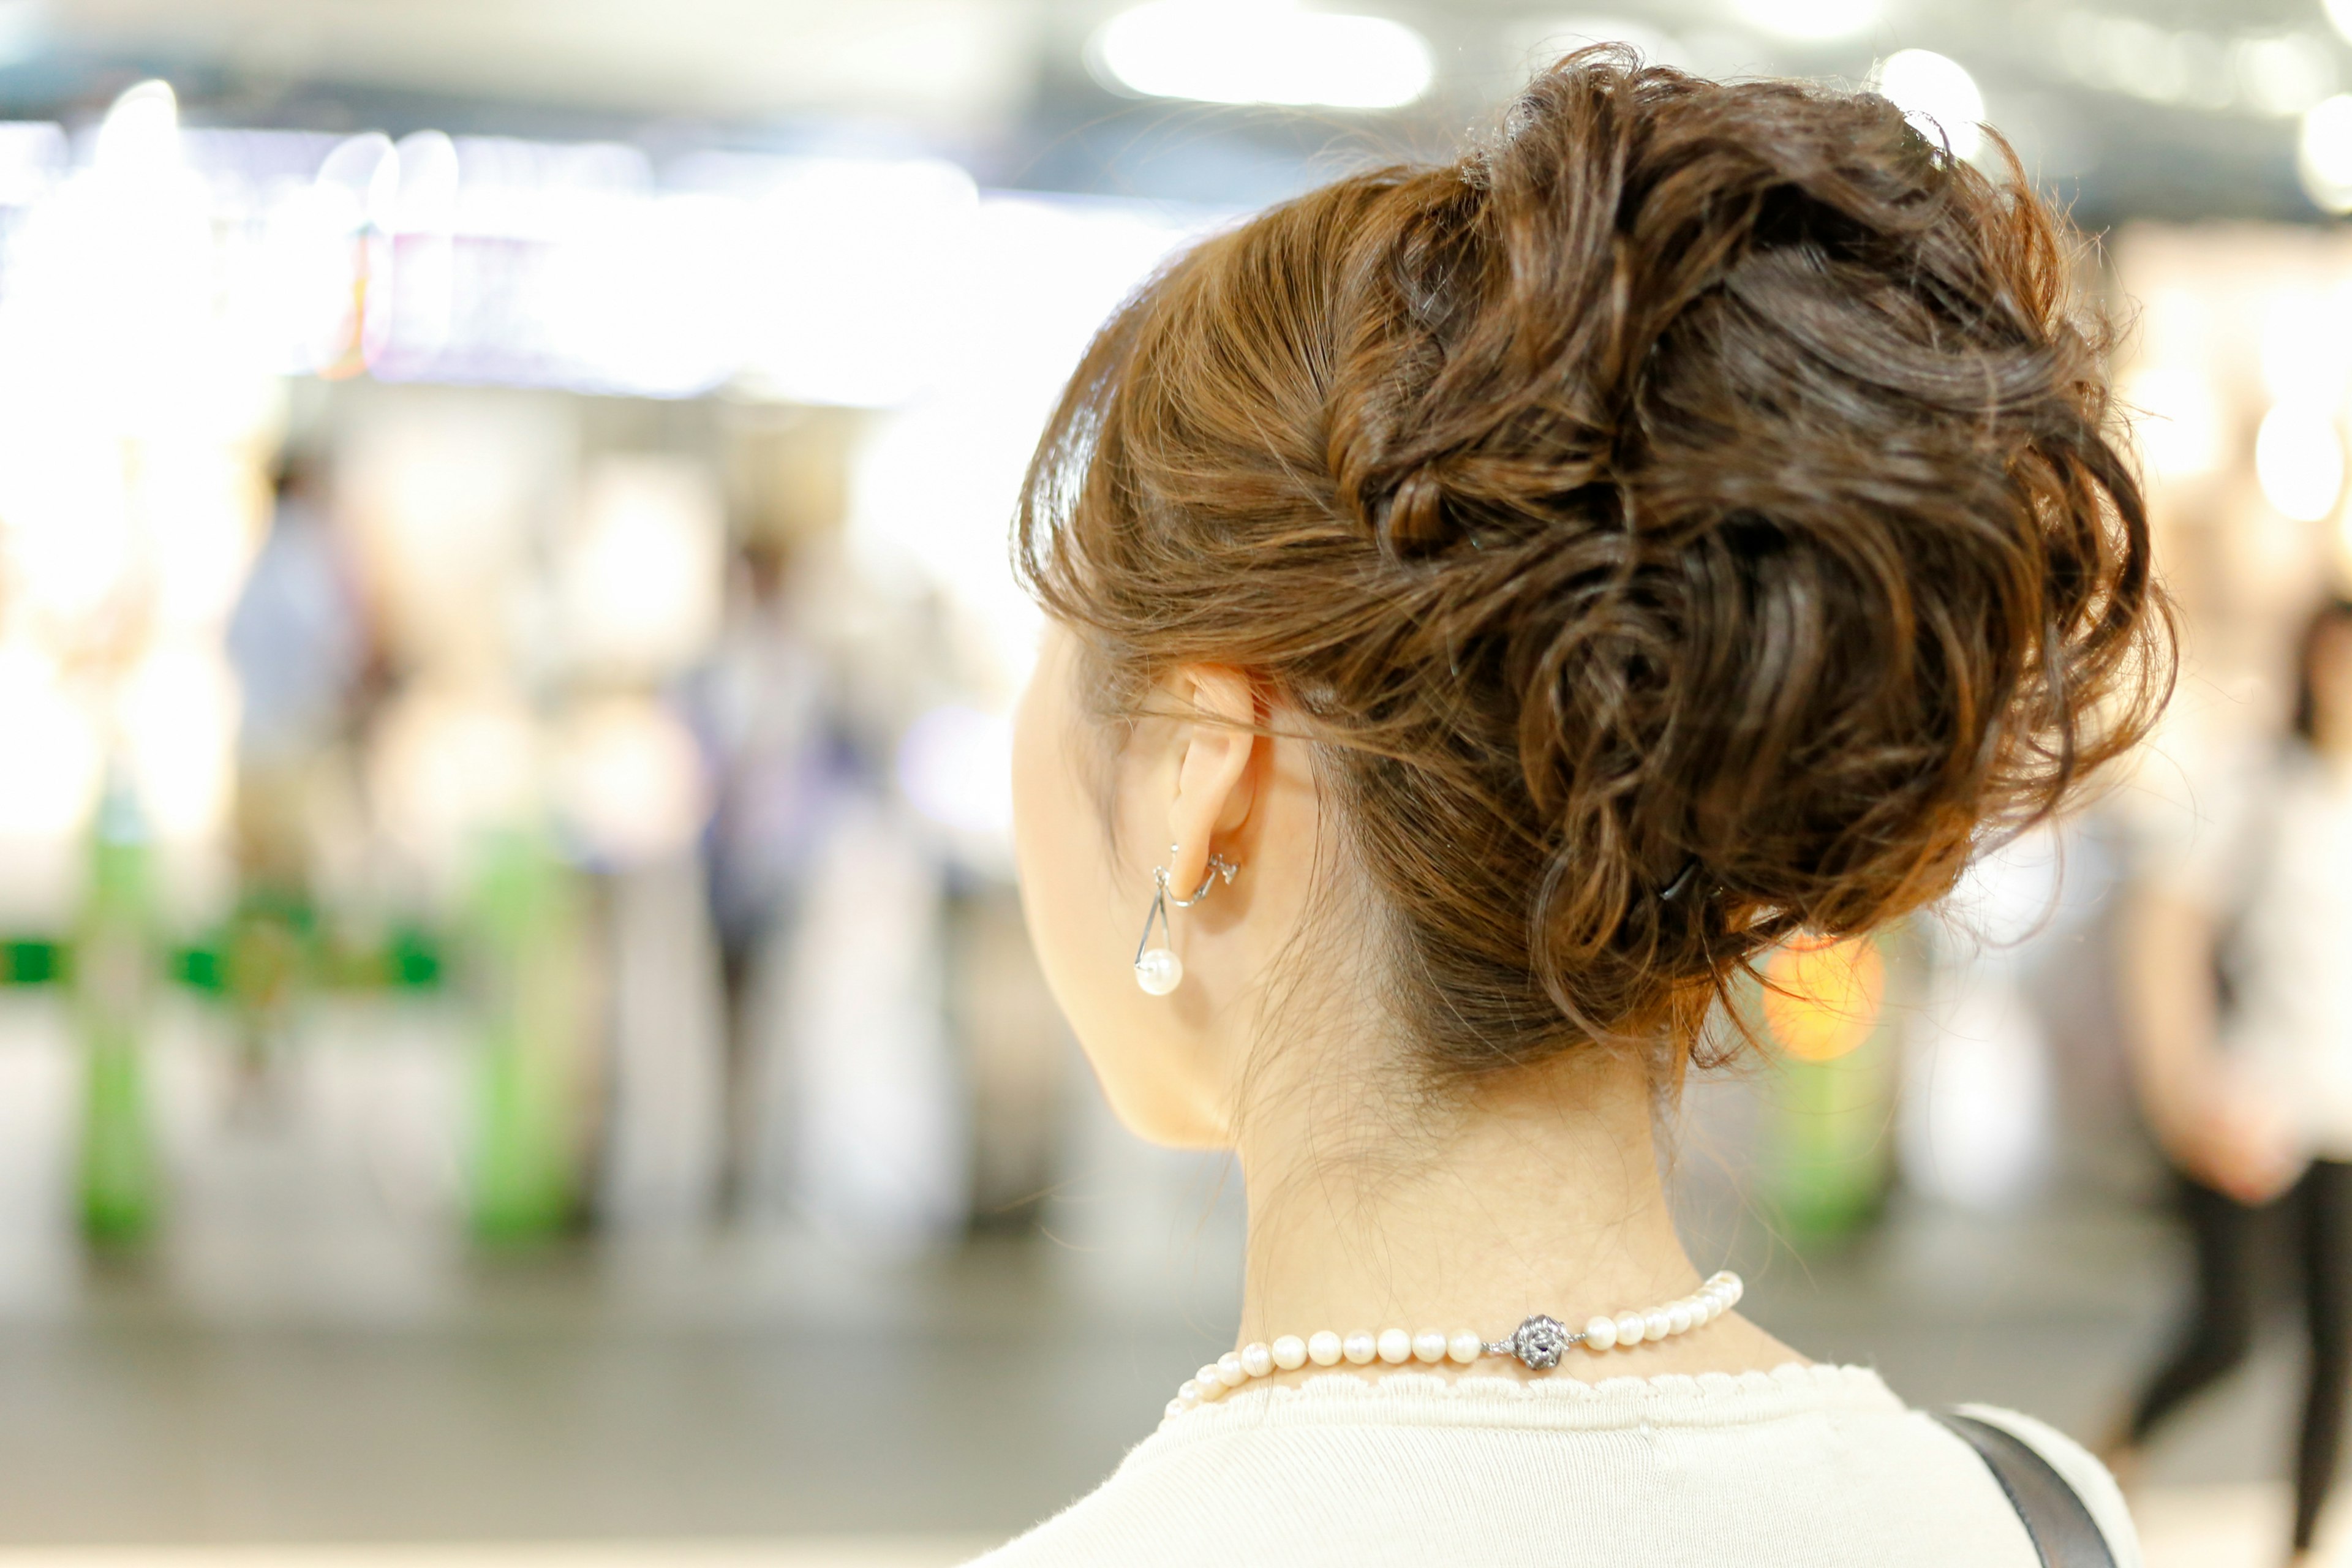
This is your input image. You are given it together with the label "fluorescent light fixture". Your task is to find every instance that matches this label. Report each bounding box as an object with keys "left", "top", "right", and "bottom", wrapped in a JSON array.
[
  {"left": 2302, "top": 94, "right": 2352, "bottom": 212},
  {"left": 2329, "top": 0, "right": 2352, "bottom": 48},
  {"left": 1091, "top": 1, "right": 1434, "bottom": 109},
  {"left": 1874, "top": 48, "right": 1985, "bottom": 160},
  {"left": 1730, "top": 0, "right": 1880, "bottom": 44},
  {"left": 2257, "top": 402, "right": 2346, "bottom": 522}
]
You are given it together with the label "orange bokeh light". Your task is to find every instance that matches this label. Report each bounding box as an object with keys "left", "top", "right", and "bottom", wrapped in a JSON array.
[{"left": 1762, "top": 934, "right": 1887, "bottom": 1063}]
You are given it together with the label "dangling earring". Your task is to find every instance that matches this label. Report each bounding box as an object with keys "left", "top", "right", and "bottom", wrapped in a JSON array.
[{"left": 1133, "top": 844, "right": 1240, "bottom": 995}]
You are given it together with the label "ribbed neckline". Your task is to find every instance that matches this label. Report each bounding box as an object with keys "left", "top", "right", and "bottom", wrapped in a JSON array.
[{"left": 1137, "top": 1363, "right": 1900, "bottom": 1457}]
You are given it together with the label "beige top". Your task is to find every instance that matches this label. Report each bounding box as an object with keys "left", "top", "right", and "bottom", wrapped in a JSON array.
[
  {"left": 2134, "top": 743, "right": 2352, "bottom": 1158},
  {"left": 967, "top": 1363, "right": 2139, "bottom": 1567}
]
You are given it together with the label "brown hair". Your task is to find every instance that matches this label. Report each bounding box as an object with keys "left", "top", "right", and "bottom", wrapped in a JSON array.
[{"left": 1017, "top": 51, "right": 2170, "bottom": 1084}]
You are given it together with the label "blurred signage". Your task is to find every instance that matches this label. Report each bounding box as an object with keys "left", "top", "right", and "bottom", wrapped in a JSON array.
[{"left": 0, "top": 94, "right": 994, "bottom": 405}]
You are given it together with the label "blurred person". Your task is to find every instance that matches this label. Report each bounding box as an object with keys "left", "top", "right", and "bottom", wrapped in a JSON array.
[
  {"left": 684, "top": 532, "right": 855, "bottom": 1208},
  {"left": 222, "top": 450, "right": 369, "bottom": 1112},
  {"left": 987, "top": 51, "right": 2164, "bottom": 1568},
  {"left": 230, "top": 452, "right": 368, "bottom": 768},
  {"left": 2108, "top": 598, "right": 2352, "bottom": 1564}
]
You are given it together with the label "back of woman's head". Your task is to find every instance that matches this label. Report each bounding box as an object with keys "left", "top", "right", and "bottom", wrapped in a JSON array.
[{"left": 1017, "top": 50, "right": 2170, "bottom": 1085}]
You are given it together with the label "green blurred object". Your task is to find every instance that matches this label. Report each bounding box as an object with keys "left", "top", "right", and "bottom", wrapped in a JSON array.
[
  {"left": 75, "top": 781, "right": 159, "bottom": 1245},
  {"left": 1763, "top": 1024, "right": 1899, "bottom": 1239},
  {"left": 173, "top": 943, "right": 225, "bottom": 995},
  {"left": 1751, "top": 925, "right": 1917, "bottom": 1243},
  {"left": 175, "top": 912, "right": 447, "bottom": 998},
  {"left": 0, "top": 850, "right": 448, "bottom": 1247},
  {"left": 1, "top": 938, "right": 63, "bottom": 985},
  {"left": 464, "top": 829, "right": 590, "bottom": 1243},
  {"left": 384, "top": 925, "right": 443, "bottom": 990}
]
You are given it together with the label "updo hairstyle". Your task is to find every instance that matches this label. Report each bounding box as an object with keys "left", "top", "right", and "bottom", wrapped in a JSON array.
[{"left": 1016, "top": 50, "right": 2170, "bottom": 1084}]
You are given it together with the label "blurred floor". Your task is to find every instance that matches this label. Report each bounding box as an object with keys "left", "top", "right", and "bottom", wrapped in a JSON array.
[
  {"left": 2135, "top": 1483, "right": 2352, "bottom": 1566},
  {"left": 0, "top": 1234, "right": 1235, "bottom": 1542}
]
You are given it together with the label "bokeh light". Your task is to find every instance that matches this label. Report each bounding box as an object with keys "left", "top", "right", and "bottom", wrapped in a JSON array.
[
  {"left": 1762, "top": 935, "right": 1887, "bottom": 1065},
  {"left": 1875, "top": 48, "right": 1986, "bottom": 160},
  {"left": 2256, "top": 401, "right": 2346, "bottom": 522},
  {"left": 1091, "top": 2, "right": 1434, "bottom": 108}
]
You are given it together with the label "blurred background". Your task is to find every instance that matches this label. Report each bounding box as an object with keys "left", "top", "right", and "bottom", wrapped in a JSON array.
[{"left": 0, "top": 1, "right": 2332, "bottom": 1564}]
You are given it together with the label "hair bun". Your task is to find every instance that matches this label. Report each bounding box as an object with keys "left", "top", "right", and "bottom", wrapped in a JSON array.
[{"left": 1020, "top": 48, "right": 2170, "bottom": 1080}]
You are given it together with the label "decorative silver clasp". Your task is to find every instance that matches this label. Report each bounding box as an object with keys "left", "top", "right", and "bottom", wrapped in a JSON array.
[{"left": 1490, "top": 1314, "right": 1580, "bottom": 1371}]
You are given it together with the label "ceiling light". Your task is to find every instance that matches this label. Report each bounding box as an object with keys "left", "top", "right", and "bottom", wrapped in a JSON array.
[
  {"left": 2301, "top": 94, "right": 2352, "bottom": 212},
  {"left": 1874, "top": 49, "right": 1985, "bottom": 160},
  {"left": 2328, "top": 0, "right": 2352, "bottom": 48},
  {"left": 1730, "top": 0, "right": 1880, "bottom": 44},
  {"left": 1090, "top": 1, "right": 1435, "bottom": 110}
]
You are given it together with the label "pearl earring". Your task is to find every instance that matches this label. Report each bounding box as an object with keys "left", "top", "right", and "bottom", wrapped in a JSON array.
[{"left": 1133, "top": 845, "right": 1239, "bottom": 995}]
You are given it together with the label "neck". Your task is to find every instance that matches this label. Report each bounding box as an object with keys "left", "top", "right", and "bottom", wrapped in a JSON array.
[{"left": 1232, "top": 1047, "right": 1795, "bottom": 1375}]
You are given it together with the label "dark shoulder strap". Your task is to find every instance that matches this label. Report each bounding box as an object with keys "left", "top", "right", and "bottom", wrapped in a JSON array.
[{"left": 1931, "top": 1411, "right": 2116, "bottom": 1568}]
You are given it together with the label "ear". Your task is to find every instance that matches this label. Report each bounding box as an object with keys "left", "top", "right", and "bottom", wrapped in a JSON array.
[{"left": 1165, "top": 665, "right": 1259, "bottom": 894}]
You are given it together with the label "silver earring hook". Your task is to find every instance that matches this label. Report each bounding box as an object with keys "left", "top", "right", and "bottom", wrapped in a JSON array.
[
  {"left": 1134, "top": 878, "right": 1172, "bottom": 970},
  {"left": 1161, "top": 845, "right": 1239, "bottom": 908}
]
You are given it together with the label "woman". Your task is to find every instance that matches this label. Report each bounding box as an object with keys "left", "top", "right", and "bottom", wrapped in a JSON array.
[
  {"left": 2113, "top": 598, "right": 2352, "bottom": 1564},
  {"left": 989, "top": 53, "right": 2165, "bottom": 1565}
]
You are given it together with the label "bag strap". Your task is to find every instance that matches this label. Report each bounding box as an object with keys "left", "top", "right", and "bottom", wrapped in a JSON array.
[{"left": 1931, "top": 1411, "right": 2116, "bottom": 1568}]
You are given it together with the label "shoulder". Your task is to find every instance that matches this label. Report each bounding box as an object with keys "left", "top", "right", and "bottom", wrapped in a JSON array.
[{"left": 1947, "top": 1403, "right": 2143, "bottom": 1568}]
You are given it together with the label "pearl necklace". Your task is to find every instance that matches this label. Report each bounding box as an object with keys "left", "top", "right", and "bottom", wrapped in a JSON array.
[{"left": 1165, "top": 1271, "right": 1744, "bottom": 1421}]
